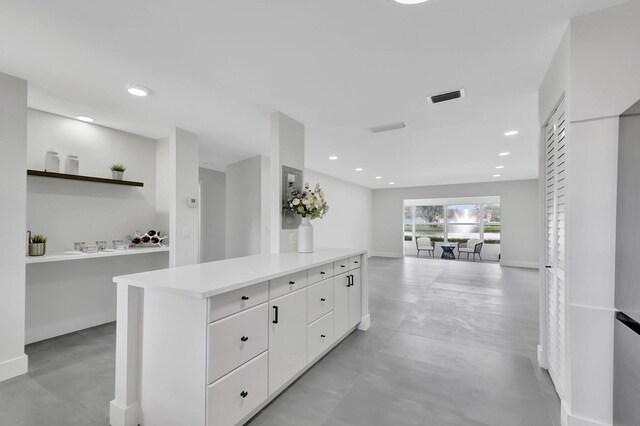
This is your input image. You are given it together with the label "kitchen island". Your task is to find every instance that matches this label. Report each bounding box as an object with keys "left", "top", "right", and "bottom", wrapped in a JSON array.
[{"left": 109, "top": 248, "right": 370, "bottom": 426}]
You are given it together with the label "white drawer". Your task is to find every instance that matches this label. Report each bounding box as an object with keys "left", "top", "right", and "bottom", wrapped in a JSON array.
[
  {"left": 207, "top": 303, "right": 268, "bottom": 384},
  {"left": 207, "top": 351, "right": 268, "bottom": 426},
  {"left": 208, "top": 282, "right": 268, "bottom": 323},
  {"left": 349, "top": 255, "right": 362, "bottom": 270},
  {"left": 308, "top": 262, "right": 334, "bottom": 285},
  {"left": 333, "top": 259, "right": 349, "bottom": 275},
  {"left": 269, "top": 270, "right": 308, "bottom": 300},
  {"left": 307, "top": 278, "right": 334, "bottom": 324},
  {"left": 307, "top": 312, "right": 334, "bottom": 363}
]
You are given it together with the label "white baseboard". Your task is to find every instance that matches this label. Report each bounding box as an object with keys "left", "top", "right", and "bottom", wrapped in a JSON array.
[
  {"left": 26, "top": 313, "right": 115, "bottom": 344},
  {"left": 565, "top": 412, "right": 610, "bottom": 426},
  {"left": 0, "top": 354, "right": 28, "bottom": 383},
  {"left": 369, "top": 251, "right": 403, "bottom": 258},
  {"left": 109, "top": 400, "right": 140, "bottom": 426},
  {"left": 500, "top": 260, "right": 539, "bottom": 269},
  {"left": 358, "top": 314, "right": 371, "bottom": 331}
]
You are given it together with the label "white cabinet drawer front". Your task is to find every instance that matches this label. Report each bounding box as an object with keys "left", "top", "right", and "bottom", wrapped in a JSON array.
[
  {"left": 333, "top": 272, "right": 350, "bottom": 340},
  {"left": 207, "top": 303, "right": 268, "bottom": 384},
  {"left": 307, "top": 312, "right": 334, "bottom": 363},
  {"left": 349, "top": 255, "right": 362, "bottom": 270},
  {"left": 269, "top": 270, "right": 308, "bottom": 300},
  {"left": 308, "top": 262, "right": 334, "bottom": 285},
  {"left": 333, "top": 259, "right": 350, "bottom": 275},
  {"left": 208, "top": 281, "right": 268, "bottom": 323},
  {"left": 206, "top": 351, "right": 268, "bottom": 426},
  {"left": 307, "top": 278, "right": 334, "bottom": 324}
]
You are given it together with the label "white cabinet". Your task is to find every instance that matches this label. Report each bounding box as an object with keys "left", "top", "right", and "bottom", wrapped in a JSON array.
[
  {"left": 268, "top": 288, "right": 308, "bottom": 394},
  {"left": 206, "top": 352, "right": 268, "bottom": 426},
  {"left": 269, "top": 270, "right": 308, "bottom": 299},
  {"left": 334, "top": 268, "right": 362, "bottom": 339},
  {"left": 208, "top": 282, "right": 268, "bottom": 322},
  {"left": 334, "top": 272, "right": 350, "bottom": 339},
  {"left": 207, "top": 303, "right": 268, "bottom": 383},
  {"left": 348, "top": 268, "right": 362, "bottom": 329},
  {"left": 308, "top": 262, "right": 334, "bottom": 285},
  {"left": 307, "top": 278, "right": 334, "bottom": 324},
  {"left": 307, "top": 312, "right": 334, "bottom": 363},
  {"left": 349, "top": 255, "right": 362, "bottom": 271},
  {"left": 334, "top": 259, "right": 349, "bottom": 275}
]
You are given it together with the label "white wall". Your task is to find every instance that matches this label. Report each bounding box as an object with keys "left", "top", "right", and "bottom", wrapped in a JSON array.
[
  {"left": 226, "top": 155, "right": 265, "bottom": 258},
  {"left": 199, "top": 167, "right": 226, "bottom": 262},
  {"left": 155, "top": 137, "right": 170, "bottom": 235},
  {"left": 25, "top": 110, "right": 170, "bottom": 343},
  {"left": 304, "top": 169, "right": 372, "bottom": 253},
  {"left": 270, "top": 112, "right": 305, "bottom": 253},
  {"left": 0, "top": 72, "right": 28, "bottom": 382},
  {"left": 371, "top": 179, "right": 539, "bottom": 268},
  {"left": 169, "top": 127, "right": 200, "bottom": 267},
  {"left": 27, "top": 109, "right": 159, "bottom": 253}
]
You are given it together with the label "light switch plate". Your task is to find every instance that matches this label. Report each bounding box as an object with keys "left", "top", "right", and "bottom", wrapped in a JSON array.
[{"left": 182, "top": 227, "right": 191, "bottom": 238}]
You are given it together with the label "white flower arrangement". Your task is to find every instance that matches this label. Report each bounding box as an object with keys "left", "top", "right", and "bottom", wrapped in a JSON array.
[{"left": 286, "top": 182, "right": 329, "bottom": 219}]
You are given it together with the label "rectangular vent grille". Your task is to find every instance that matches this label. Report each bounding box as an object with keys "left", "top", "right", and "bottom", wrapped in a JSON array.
[
  {"left": 368, "top": 121, "right": 406, "bottom": 134},
  {"left": 428, "top": 89, "right": 465, "bottom": 104}
]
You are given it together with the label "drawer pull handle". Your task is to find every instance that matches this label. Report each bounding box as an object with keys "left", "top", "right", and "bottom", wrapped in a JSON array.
[
  {"left": 321, "top": 334, "right": 326, "bottom": 338},
  {"left": 241, "top": 336, "right": 249, "bottom": 342},
  {"left": 320, "top": 298, "right": 326, "bottom": 302},
  {"left": 341, "top": 265, "right": 346, "bottom": 268},
  {"left": 320, "top": 271, "right": 326, "bottom": 275},
  {"left": 355, "top": 261, "right": 359, "bottom": 264},
  {"left": 272, "top": 306, "right": 279, "bottom": 324},
  {"left": 240, "top": 391, "right": 248, "bottom": 398},
  {"left": 289, "top": 281, "right": 295, "bottom": 285},
  {"left": 241, "top": 296, "right": 250, "bottom": 301}
]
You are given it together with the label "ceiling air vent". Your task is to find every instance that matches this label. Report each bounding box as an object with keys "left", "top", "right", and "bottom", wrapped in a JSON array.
[
  {"left": 368, "top": 121, "right": 406, "bottom": 134},
  {"left": 427, "top": 89, "right": 465, "bottom": 104}
]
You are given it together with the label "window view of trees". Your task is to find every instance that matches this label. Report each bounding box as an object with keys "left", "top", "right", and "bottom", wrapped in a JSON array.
[{"left": 404, "top": 202, "right": 501, "bottom": 244}]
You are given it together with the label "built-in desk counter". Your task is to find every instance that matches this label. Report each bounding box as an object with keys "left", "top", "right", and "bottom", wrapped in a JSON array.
[{"left": 109, "top": 248, "right": 370, "bottom": 426}]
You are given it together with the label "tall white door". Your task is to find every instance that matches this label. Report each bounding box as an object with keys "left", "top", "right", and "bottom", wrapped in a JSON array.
[
  {"left": 348, "top": 269, "right": 362, "bottom": 329},
  {"left": 544, "top": 98, "right": 567, "bottom": 398},
  {"left": 268, "top": 289, "right": 307, "bottom": 394},
  {"left": 333, "top": 272, "right": 350, "bottom": 339}
]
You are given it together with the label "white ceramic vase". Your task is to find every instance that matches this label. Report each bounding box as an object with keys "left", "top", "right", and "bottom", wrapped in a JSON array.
[{"left": 297, "top": 216, "right": 314, "bottom": 253}]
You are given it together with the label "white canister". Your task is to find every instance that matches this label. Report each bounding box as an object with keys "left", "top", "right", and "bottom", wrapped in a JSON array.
[
  {"left": 65, "top": 155, "right": 80, "bottom": 175},
  {"left": 44, "top": 150, "right": 60, "bottom": 172}
]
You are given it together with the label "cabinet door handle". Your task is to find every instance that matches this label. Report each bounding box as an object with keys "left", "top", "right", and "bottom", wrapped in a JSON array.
[
  {"left": 347, "top": 275, "right": 353, "bottom": 287},
  {"left": 241, "top": 296, "right": 249, "bottom": 300},
  {"left": 320, "top": 298, "right": 326, "bottom": 302},
  {"left": 241, "top": 336, "right": 249, "bottom": 342},
  {"left": 355, "top": 261, "right": 359, "bottom": 264},
  {"left": 272, "top": 306, "right": 279, "bottom": 324},
  {"left": 320, "top": 271, "right": 326, "bottom": 275},
  {"left": 321, "top": 334, "right": 326, "bottom": 338},
  {"left": 289, "top": 281, "right": 295, "bottom": 285},
  {"left": 350, "top": 275, "right": 355, "bottom": 286},
  {"left": 240, "top": 391, "right": 248, "bottom": 398}
]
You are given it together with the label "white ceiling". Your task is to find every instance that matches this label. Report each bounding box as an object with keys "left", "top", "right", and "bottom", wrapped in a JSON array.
[{"left": 0, "top": 0, "right": 626, "bottom": 188}]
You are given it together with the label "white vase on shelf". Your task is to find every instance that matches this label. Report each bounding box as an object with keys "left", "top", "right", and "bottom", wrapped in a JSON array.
[{"left": 297, "top": 216, "right": 314, "bottom": 253}]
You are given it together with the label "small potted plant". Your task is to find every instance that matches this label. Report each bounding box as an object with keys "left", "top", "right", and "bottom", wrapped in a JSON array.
[
  {"left": 29, "top": 234, "right": 47, "bottom": 256},
  {"left": 110, "top": 164, "right": 126, "bottom": 180},
  {"left": 284, "top": 183, "right": 329, "bottom": 253}
]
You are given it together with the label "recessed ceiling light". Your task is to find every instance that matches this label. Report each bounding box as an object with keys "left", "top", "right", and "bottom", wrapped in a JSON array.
[
  {"left": 127, "top": 84, "right": 150, "bottom": 97},
  {"left": 499, "top": 152, "right": 510, "bottom": 156},
  {"left": 355, "top": 168, "right": 363, "bottom": 172},
  {"left": 394, "top": 0, "right": 429, "bottom": 4},
  {"left": 76, "top": 116, "right": 94, "bottom": 122},
  {"left": 329, "top": 156, "right": 338, "bottom": 160},
  {"left": 375, "top": 176, "right": 382, "bottom": 179},
  {"left": 495, "top": 165, "right": 504, "bottom": 169},
  {"left": 389, "top": 182, "right": 395, "bottom": 185},
  {"left": 493, "top": 174, "right": 501, "bottom": 178},
  {"left": 504, "top": 130, "right": 519, "bottom": 136}
]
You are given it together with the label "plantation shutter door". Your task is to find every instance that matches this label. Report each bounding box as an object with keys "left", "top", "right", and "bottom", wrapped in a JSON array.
[{"left": 545, "top": 98, "right": 567, "bottom": 398}]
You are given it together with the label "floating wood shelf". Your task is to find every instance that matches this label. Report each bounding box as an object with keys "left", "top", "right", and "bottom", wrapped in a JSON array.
[{"left": 27, "top": 170, "right": 144, "bottom": 187}]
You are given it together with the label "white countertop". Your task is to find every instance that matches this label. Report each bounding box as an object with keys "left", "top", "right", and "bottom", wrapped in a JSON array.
[
  {"left": 114, "top": 248, "right": 367, "bottom": 299},
  {"left": 26, "top": 246, "right": 169, "bottom": 264}
]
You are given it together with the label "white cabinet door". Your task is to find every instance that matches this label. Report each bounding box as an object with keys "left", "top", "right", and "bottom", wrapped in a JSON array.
[
  {"left": 348, "top": 268, "right": 362, "bottom": 329},
  {"left": 333, "top": 272, "right": 350, "bottom": 340},
  {"left": 268, "top": 289, "right": 307, "bottom": 394}
]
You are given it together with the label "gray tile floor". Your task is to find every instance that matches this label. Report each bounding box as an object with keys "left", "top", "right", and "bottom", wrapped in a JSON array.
[{"left": 0, "top": 257, "right": 560, "bottom": 426}]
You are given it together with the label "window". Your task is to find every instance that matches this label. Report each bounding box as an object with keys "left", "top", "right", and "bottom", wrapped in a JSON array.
[
  {"left": 483, "top": 203, "right": 501, "bottom": 243},
  {"left": 403, "top": 200, "right": 501, "bottom": 245},
  {"left": 415, "top": 205, "right": 444, "bottom": 240}
]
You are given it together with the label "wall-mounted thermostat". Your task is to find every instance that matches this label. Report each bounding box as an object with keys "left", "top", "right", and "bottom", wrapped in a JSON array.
[{"left": 187, "top": 197, "right": 198, "bottom": 207}]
